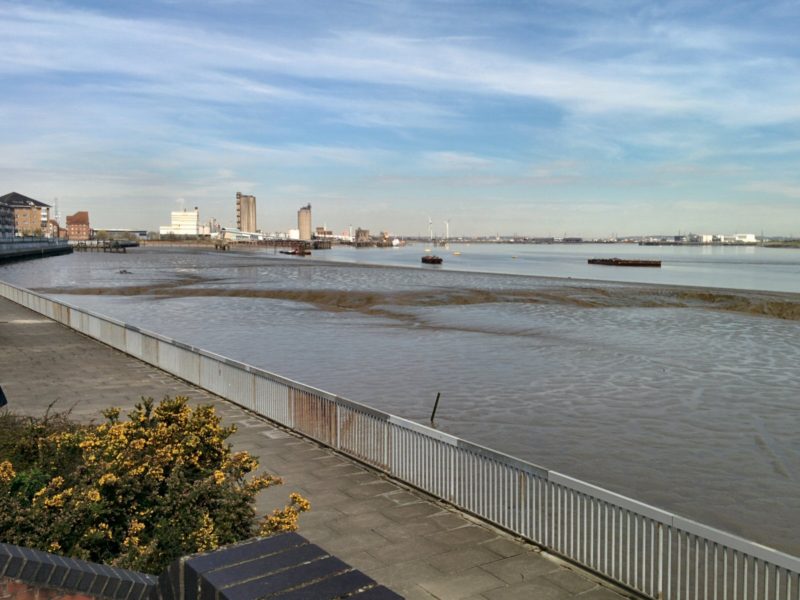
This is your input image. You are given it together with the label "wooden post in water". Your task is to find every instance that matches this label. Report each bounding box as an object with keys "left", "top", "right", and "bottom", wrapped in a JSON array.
[{"left": 430, "top": 392, "right": 441, "bottom": 425}]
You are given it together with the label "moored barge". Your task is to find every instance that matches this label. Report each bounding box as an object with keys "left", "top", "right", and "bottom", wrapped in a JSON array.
[{"left": 588, "top": 258, "right": 661, "bottom": 267}]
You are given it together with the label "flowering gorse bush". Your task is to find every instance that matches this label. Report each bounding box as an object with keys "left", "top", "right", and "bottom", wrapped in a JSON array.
[{"left": 0, "top": 397, "right": 309, "bottom": 573}]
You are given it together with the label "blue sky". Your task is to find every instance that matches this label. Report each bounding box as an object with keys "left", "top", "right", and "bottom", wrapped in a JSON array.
[{"left": 2, "top": 0, "right": 799, "bottom": 237}]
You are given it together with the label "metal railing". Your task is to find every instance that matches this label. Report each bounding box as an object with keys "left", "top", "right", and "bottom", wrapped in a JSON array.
[
  {"left": 1, "top": 280, "right": 797, "bottom": 599},
  {"left": 0, "top": 238, "right": 70, "bottom": 253}
]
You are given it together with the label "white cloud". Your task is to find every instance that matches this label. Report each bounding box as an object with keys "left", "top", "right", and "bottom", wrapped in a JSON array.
[{"left": 423, "top": 151, "right": 495, "bottom": 171}]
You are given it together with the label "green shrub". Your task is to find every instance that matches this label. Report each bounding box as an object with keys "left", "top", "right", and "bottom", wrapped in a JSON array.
[{"left": 0, "top": 397, "right": 309, "bottom": 574}]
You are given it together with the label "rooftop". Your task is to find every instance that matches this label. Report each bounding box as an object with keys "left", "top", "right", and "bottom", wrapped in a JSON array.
[
  {"left": 0, "top": 192, "right": 50, "bottom": 208},
  {"left": 66, "top": 211, "right": 90, "bottom": 225}
]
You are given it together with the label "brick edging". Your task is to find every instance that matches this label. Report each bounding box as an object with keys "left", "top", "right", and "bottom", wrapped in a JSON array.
[{"left": 0, "top": 543, "right": 156, "bottom": 600}]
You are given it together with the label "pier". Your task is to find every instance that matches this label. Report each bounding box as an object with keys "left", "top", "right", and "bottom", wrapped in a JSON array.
[{"left": 73, "top": 240, "right": 136, "bottom": 253}]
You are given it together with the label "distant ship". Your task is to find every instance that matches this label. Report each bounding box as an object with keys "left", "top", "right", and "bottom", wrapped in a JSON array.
[
  {"left": 588, "top": 258, "right": 661, "bottom": 267},
  {"left": 421, "top": 255, "right": 443, "bottom": 265}
]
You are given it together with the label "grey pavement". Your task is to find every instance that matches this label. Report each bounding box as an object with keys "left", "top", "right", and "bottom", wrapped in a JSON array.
[{"left": 0, "top": 296, "right": 631, "bottom": 600}]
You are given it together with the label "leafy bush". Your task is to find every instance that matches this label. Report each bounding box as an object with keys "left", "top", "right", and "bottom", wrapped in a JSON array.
[{"left": 0, "top": 397, "right": 309, "bottom": 574}]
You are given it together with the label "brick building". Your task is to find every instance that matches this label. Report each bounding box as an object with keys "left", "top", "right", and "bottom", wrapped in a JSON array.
[
  {"left": 0, "top": 192, "right": 51, "bottom": 236},
  {"left": 66, "top": 211, "right": 91, "bottom": 241}
]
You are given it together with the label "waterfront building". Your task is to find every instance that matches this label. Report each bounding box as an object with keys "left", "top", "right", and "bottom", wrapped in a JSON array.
[
  {"left": 734, "top": 233, "right": 757, "bottom": 244},
  {"left": 354, "top": 228, "right": 372, "bottom": 245},
  {"left": 236, "top": 192, "right": 257, "bottom": 233},
  {"left": 315, "top": 226, "right": 334, "bottom": 239},
  {"left": 219, "top": 227, "right": 266, "bottom": 242},
  {"left": 45, "top": 218, "right": 65, "bottom": 239},
  {"left": 0, "top": 192, "right": 51, "bottom": 236},
  {"left": 297, "top": 204, "right": 312, "bottom": 241},
  {"left": 0, "top": 202, "right": 13, "bottom": 239},
  {"left": 66, "top": 211, "right": 91, "bottom": 240},
  {"left": 159, "top": 207, "right": 200, "bottom": 236}
]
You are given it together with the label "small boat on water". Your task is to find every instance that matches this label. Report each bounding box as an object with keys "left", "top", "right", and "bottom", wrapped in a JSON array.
[
  {"left": 588, "top": 258, "right": 661, "bottom": 267},
  {"left": 421, "top": 255, "right": 443, "bottom": 265},
  {"left": 280, "top": 247, "right": 310, "bottom": 256}
]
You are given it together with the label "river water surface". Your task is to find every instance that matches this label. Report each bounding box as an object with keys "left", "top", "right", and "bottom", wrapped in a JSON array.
[{"left": 2, "top": 244, "right": 798, "bottom": 555}]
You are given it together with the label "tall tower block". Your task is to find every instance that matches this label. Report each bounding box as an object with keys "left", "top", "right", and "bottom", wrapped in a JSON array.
[
  {"left": 236, "top": 192, "right": 257, "bottom": 233},
  {"left": 298, "top": 203, "right": 312, "bottom": 241}
]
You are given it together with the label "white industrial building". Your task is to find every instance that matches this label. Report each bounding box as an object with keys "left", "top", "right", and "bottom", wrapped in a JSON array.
[
  {"left": 734, "top": 233, "right": 757, "bottom": 244},
  {"left": 160, "top": 208, "right": 200, "bottom": 236}
]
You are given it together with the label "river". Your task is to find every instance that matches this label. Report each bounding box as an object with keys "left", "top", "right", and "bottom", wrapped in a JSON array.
[{"left": 2, "top": 243, "right": 798, "bottom": 555}]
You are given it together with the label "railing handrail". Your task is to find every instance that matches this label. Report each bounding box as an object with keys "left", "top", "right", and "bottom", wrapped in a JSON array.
[{"left": 1, "top": 279, "right": 798, "bottom": 597}]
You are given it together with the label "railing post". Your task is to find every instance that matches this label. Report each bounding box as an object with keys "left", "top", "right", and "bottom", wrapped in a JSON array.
[
  {"left": 657, "top": 522, "right": 664, "bottom": 599},
  {"left": 335, "top": 403, "right": 341, "bottom": 449},
  {"left": 383, "top": 422, "right": 389, "bottom": 472}
]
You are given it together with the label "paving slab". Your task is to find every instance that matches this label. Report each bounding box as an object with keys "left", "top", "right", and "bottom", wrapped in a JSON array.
[
  {"left": 418, "top": 567, "right": 505, "bottom": 600},
  {"left": 0, "top": 296, "right": 630, "bottom": 600}
]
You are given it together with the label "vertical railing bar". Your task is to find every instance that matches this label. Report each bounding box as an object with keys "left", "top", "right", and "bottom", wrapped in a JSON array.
[
  {"left": 555, "top": 483, "right": 561, "bottom": 552},
  {"left": 634, "top": 514, "right": 639, "bottom": 590},
  {"left": 722, "top": 546, "right": 728, "bottom": 600},
  {"left": 744, "top": 554, "right": 749, "bottom": 600},
  {"left": 678, "top": 531, "right": 682, "bottom": 600},
  {"left": 569, "top": 488, "right": 574, "bottom": 559},
  {"left": 549, "top": 481, "right": 555, "bottom": 549},
  {"left": 605, "top": 503, "right": 610, "bottom": 575},
  {"left": 528, "top": 474, "right": 534, "bottom": 542},
  {"left": 583, "top": 494, "right": 589, "bottom": 565},
  {"left": 667, "top": 527, "right": 672, "bottom": 600},
  {"left": 735, "top": 551, "right": 739, "bottom": 600},
  {"left": 627, "top": 511, "right": 632, "bottom": 586},
  {"left": 526, "top": 473, "right": 532, "bottom": 541},
  {"left": 657, "top": 523, "right": 663, "bottom": 600},
  {"left": 754, "top": 558, "right": 759, "bottom": 600},
  {"left": 611, "top": 506, "right": 617, "bottom": 580},
  {"left": 764, "top": 562, "right": 781, "bottom": 600},
  {"left": 535, "top": 476, "right": 540, "bottom": 543},
  {"left": 705, "top": 539, "right": 710, "bottom": 600},
  {"left": 650, "top": 520, "right": 656, "bottom": 598},
  {"left": 685, "top": 535, "right": 691, "bottom": 600}
]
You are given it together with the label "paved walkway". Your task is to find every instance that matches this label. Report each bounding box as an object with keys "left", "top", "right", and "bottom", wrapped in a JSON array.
[{"left": 0, "top": 297, "right": 629, "bottom": 600}]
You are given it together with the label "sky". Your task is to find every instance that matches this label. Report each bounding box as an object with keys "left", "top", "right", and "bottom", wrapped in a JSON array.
[{"left": 1, "top": 0, "right": 800, "bottom": 237}]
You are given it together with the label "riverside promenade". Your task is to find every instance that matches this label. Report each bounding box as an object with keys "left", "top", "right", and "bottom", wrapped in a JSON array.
[{"left": 0, "top": 296, "right": 628, "bottom": 600}]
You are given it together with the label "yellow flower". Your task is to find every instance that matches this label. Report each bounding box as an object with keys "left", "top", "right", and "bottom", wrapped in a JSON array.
[
  {"left": 0, "top": 460, "right": 15, "bottom": 483},
  {"left": 213, "top": 470, "right": 225, "bottom": 485},
  {"left": 128, "top": 519, "right": 145, "bottom": 535},
  {"left": 87, "top": 489, "right": 101, "bottom": 502},
  {"left": 289, "top": 493, "right": 311, "bottom": 512},
  {"left": 192, "top": 512, "right": 218, "bottom": 552},
  {"left": 99, "top": 473, "right": 118, "bottom": 486},
  {"left": 48, "top": 541, "right": 61, "bottom": 552},
  {"left": 45, "top": 493, "right": 65, "bottom": 508}
]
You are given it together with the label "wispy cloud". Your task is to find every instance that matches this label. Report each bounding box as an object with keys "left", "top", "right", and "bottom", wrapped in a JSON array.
[
  {"left": 423, "top": 151, "right": 496, "bottom": 171},
  {"left": 741, "top": 181, "right": 800, "bottom": 199}
]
